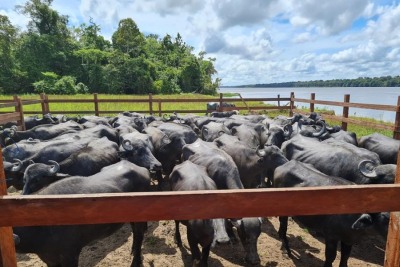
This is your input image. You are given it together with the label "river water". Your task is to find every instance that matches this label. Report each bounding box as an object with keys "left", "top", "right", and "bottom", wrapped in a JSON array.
[{"left": 218, "top": 87, "right": 400, "bottom": 122}]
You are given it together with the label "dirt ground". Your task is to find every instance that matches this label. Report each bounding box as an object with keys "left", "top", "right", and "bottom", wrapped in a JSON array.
[{"left": 16, "top": 216, "right": 385, "bottom": 267}]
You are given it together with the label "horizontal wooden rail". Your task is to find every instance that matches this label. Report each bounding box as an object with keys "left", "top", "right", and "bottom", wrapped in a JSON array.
[
  {"left": 21, "top": 100, "right": 42, "bottom": 105},
  {"left": 153, "top": 98, "right": 220, "bottom": 103},
  {"left": 47, "top": 99, "right": 101, "bottom": 103},
  {"left": 223, "top": 97, "right": 291, "bottom": 102},
  {"left": 0, "top": 102, "right": 17, "bottom": 109},
  {"left": 321, "top": 114, "right": 395, "bottom": 131},
  {"left": 294, "top": 97, "right": 397, "bottom": 112},
  {"left": 0, "top": 113, "right": 21, "bottom": 124},
  {"left": 1, "top": 184, "right": 400, "bottom": 227}
]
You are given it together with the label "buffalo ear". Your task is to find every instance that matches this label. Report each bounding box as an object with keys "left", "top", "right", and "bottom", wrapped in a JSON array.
[
  {"left": 231, "top": 127, "right": 237, "bottom": 135},
  {"left": 214, "top": 139, "right": 223, "bottom": 147},
  {"left": 352, "top": 214, "right": 373, "bottom": 230}
]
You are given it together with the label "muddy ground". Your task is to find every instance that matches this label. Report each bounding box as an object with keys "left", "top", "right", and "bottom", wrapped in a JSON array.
[{"left": 16, "top": 215, "right": 385, "bottom": 267}]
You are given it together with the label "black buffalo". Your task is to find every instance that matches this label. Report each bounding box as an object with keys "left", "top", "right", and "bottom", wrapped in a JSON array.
[
  {"left": 282, "top": 135, "right": 395, "bottom": 184},
  {"left": 274, "top": 159, "right": 389, "bottom": 267},
  {"left": 170, "top": 161, "right": 217, "bottom": 266},
  {"left": 359, "top": 133, "right": 400, "bottom": 164},
  {"left": 21, "top": 137, "right": 119, "bottom": 194},
  {"left": 14, "top": 160, "right": 151, "bottom": 267}
]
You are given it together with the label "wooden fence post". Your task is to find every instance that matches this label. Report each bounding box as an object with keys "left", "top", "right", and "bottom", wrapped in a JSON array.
[
  {"left": 93, "top": 93, "right": 99, "bottom": 116},
  {"left": 384, "top": 149, "right": 400, "bottom": 266},
  {"left": 393, "top": 96, "right": 400, "bottom": 140},
  {"left": 149, "top": 94, "right": 153, "bottom": 115},
  {"left": 158, "top": 100, "right": 162, "bottom": 117},
  {"left": 40, "top": 93, "right": 46, "bottom": 115},
  {"left": 13, "top": 96, "right": 25, "bottom": 131},
  {"left": 277, "top": 94, "right": 280, "bottom": 108},
  {"left": 43, "top": 94, "right": 50, "bottom": 114},
  {"left": 342, "top": 94, "right": 350, "bottom": 131},
  {"left": 289, "top": 92, "right": 295, "bottom": 116},
  {"left": 0, "top": 148, "right": 18, "bottom": 267},
  {"left": 310, "top": 93, "right": 315, "bottom": 113},
  {"left": 219, "top": 93, "right": 223, "bottom": 112}
]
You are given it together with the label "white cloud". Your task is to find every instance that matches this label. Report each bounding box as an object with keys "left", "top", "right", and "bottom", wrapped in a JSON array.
[
  {"left": 1, "top": 0, "right": 400, "bottom": 85},
  {"left": 0, "top": 9, "right": 29, "bottom": 31},
  {"left": 364, "top": 4, "right": 400, "bottom": 46},
  {"left": 293, "top": 32, "right": 314, "bottom": 43},
  {"left": 80, "top": 0, "right": 120, "bottom": 26},
  {"left": 212, "top": 0, "right": 273, "bottom": 30},
  {"left": 287, "top": 0, "right": 370, "bottom": 35}
]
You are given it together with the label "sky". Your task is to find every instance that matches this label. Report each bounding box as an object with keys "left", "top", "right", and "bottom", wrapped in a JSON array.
[{"left": 1, "top": 0, "right": 400, "bottom": 86}]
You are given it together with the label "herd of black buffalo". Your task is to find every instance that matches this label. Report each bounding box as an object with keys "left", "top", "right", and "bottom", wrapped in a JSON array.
[{"left": 1, "top": 110, "right": 398, "bottom": 267}]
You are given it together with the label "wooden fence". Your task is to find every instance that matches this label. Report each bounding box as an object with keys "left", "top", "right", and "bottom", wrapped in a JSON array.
[
  {"left": 1, "top": 92, "right": 400, "bottom": 266},
  {"left": 1, "top": 92, "right": 399, "bottom": 138},
  {"left": 1, "top": 162, "right": 400, "bottom": 266},
  {"left": 290, "top": 92, "right": 400, "bottom": 139}
]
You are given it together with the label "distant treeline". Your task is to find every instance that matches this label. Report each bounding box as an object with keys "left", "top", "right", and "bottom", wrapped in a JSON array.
[
  {"left": 0, "top": 0, "right": 220, "bottom": 95},
  {"left": 229, "top": 75, "right": 400, "bottom": 88}
]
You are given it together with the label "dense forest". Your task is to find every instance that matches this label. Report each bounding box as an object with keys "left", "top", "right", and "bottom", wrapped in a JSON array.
[
  {"left": 0, "top": 0, "right": 220, "bottom": 95},
  {"left": 231, "top": 75, "right": 400, "bottom": 88}
]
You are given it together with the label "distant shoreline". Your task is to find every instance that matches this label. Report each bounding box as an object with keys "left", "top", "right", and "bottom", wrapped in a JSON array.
[{"left": 221, "top": 75, "right": 400, "bottom": 88}]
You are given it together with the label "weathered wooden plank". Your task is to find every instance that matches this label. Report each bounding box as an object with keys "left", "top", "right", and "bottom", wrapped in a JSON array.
[
  {"left": 385, "top": 212, "right": 400, "bottom": 267},
  {"left": 1, "top": 185, "right": 400, "bottom": 227},
  {"left": 21, "top": 100, "right": 42, "bottom": 105},
  {"left": 0, "top": 102, "right": 17, "bottom": 108},
  {"left": 384, "top": 149, "right": 400, "bottom": 266},
  {"left": 25, "top": 110, "right": 95, "bottom": 114},
  {"left": 342, "top": 94, "right": 350, "bottom": 130},
  {"left": 246, "top": 106, "right": 291, "bottom": 110},
  {"left": 0, "top": 113, "right": 21, "bottom": 124},
  {"left": 393, "top": 96, "right": 400, "bottom": 140},
  {"left": 47, "top": 99, "right": 97, "bottom": 103},
  {"left": 0, "top": 149, "right": 17, "bottom": 267},
  {"left": 96, "top": 99, "right": 150, "bottom": 103},
  {"left": 228, "top": 97, "right": 291, "bottom": 102},
  {"left": 153, "top": 98, "right": 220, "bottom": 103},
  {"left": 0, "top": 228, "right": 17, "bottom": 267},
  {"left": 93, "top": 93, "right": 99, "bottom": 116},
  {"left": 321, "top": 114, "right": 395, "bottom": 131},
  {"left": 294, "top": 97, "right": 397, "bottom": 111}
]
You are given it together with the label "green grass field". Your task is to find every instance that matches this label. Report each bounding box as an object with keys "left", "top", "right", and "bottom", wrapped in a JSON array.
[{"left": 0, "top": 93, "right": 395, "bottom": 137}]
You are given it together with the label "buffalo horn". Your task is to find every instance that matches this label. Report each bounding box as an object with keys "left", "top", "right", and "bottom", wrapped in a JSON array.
[
  {"left": 202, "top": 127, "right": 209, "bottom": 140},
  {"left": 162, "top": 135, "right": 171, "bottom": 145},
  {"left": 9, "top": 127, "right": 16, "bottom": 137},
  {"left": 312, "top": 120, "right": 327, "bottom": 137},
  {"left": 218, "top": 130, "right": 225, "bottom": 137},
  {"left": 358, "top": 160, "right": 378, "bottom": 178},
  {"left": 48, "top": 160, "right": 60, "bottom": 174},
  {"left": 256, "top": 146, "right": 266, "bottom": 157},
  {"left": 122, "top": 139, "right": 133, "bottom": 151},
  {"left": 11, "top": 159, "right": 23, "bottom": 172},
  {"left": 162, "top": 113, "right": 171, "bottom": 121},
  {"left": 283, "top": 124, "right": 293, "bottom": 137},
  {"left": 326, "top": 125, "right": 341, "bottom": 133}
]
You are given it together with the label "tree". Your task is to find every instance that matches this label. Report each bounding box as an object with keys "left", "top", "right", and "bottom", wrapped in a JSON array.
[
  {"left": 16, "top": 0, "right": 69, "bottom": 37},
  {"left": 112, "top": 18, "right": 145, "bottom": 57},
  {"left": 0, "top": 15, "right": 18, "bottom": 93},
  {"left": 72, "top": 18, "right": 111, "bottom": 50},
  {"left": 179, "top": 56, "right": 203, "bottom": 93},
  {"left": 14, "top": 0, "right": 76, "bottom": 92}
]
